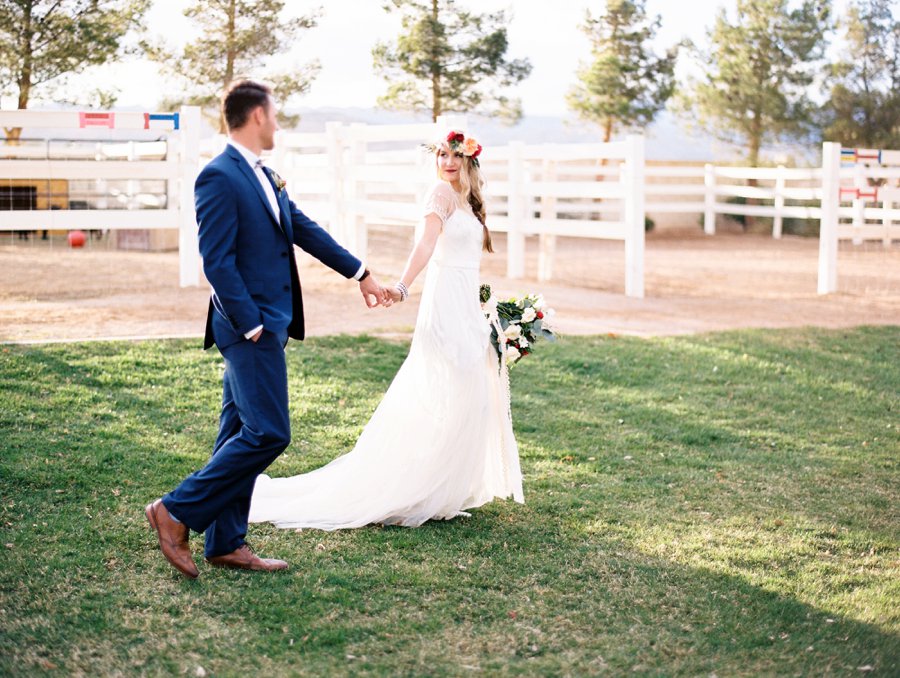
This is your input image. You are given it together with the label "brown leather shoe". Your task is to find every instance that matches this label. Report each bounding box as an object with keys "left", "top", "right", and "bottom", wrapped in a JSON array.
[
  {"left": 206, "top": 544, "right": 288, "bottom": 572},
  {"left": 145, "top": 499, "right": 199, "bottom": 579}
]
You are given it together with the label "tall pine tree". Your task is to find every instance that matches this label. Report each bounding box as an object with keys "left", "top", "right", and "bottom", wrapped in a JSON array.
[
  {"left": 0, "top": 0, "right": 148, "bottom": 139},
  {"left": 372, "top": 0, "right": 532, "bottom": 123},
  {"left": 823, "top": 0, "right": 900, "bottom": 147},
  {"left": 567, "top": 0, "right": 678, "bottom": 142},
  {"left": 680, "top": 0, "right": 831, "bottom": 165},
  {"left": 142, "top": 0, "right": 320, "bottom": 132}
]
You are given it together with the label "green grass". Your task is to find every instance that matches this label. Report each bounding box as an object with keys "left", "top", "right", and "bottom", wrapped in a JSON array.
[{"left": 1, "top": 327, "right": 898, "bottom": 676}]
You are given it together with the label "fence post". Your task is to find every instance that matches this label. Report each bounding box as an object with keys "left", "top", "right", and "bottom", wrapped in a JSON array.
[
  {"left": 704, "top": 162, "right": 716, "bottom": 235},
  {"left": 818, "top": 142, "right": 840, "bottom": 295},
  {"left": 325, "top": 121, "right": 345, "bottom": 243},
  {"left": 538, "top": 158, "right": 557, "bottom": 281},
  {"left": 883, "top": 195, "right": 894, "bottom": 248},
  {"left": 166, "top": 127, "right": 180, "bottom": 252},
  {"left": 270, "top": 130, "right": 288, "bottom": 179},
  {"left": 178, "top": 105, "right": 201, "bottom": 287},
  {"left": 623, "top": 134, "right": 645, "bottom": 298},
  {"left": 773, "top": 164, "right": 785, "bottom": 239},
  {"left": 414, "top": 140, "right": 431, "bottom": 240},
  {"left": 347, "top": 122, "right": 368, "bottom": 261},
  {"left": 506, "top": 141, "right": 526, "bottom": 279}
]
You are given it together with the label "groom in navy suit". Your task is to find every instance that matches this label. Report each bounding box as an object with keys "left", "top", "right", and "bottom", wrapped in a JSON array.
[{"left": 146, "top": 80, "right": 388, "bottom": 578}]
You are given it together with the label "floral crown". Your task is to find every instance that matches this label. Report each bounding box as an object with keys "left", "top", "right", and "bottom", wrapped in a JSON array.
[{"left": 423, "top": 130, "right": 483, "bottom": 167}]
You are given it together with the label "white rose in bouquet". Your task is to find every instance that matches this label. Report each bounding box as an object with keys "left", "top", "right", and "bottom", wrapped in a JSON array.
[
  {"left": 503, "top": 323, "right": 522, "bottom": 340},
  {"left": 480, "top": 285, "right": 557, "bottom": 368}
]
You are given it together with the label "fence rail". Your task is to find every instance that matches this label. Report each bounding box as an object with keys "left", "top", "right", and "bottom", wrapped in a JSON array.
[
  {"left": 0, "top": 106, "right": 201, "bottom": 286},
  {"left": 3, "top": 109, "right": 898, "bottom": 295},
  {"left": 212, "top": 120, "right": 647, "bottom": 296}
]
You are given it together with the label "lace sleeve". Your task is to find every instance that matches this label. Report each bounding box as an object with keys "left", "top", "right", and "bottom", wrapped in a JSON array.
[{"left": 423, "top": 183, "right": 456, "bottom": 224}]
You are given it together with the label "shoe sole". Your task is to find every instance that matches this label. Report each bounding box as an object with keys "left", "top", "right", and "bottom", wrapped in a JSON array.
[
  {"left": 205, "top": 559, "right": 288, "bottom": 572},
  {"left": 145, "top": 502, "right": 199, "bottom": 580}
]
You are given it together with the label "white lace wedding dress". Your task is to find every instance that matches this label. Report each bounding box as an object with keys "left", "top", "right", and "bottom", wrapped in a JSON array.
[{"left": 248, "top": 182, "right": 524, "bottom": 530}]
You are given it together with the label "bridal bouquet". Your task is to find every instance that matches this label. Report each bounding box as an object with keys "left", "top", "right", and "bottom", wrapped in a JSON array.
[{"left": 480, "top": 284, "right": 556, "bottom": 365}]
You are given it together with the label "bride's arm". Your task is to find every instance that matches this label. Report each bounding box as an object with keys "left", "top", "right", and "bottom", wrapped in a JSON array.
[{"left": 392, "top": 213, "right": 443, "bottom": 299}]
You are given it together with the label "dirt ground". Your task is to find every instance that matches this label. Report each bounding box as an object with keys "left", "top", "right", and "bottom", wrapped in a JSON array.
[{"left": 1, "top": 227, "right": 898, "bottom": 344}]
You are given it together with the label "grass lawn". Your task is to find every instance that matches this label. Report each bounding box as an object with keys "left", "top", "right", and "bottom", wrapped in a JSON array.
[{"left": 1, "top": 327, "right": 898, "bottom": 676}]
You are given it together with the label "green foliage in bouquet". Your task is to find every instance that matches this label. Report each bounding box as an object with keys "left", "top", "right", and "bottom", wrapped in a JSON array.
[{"left": 480, "top": 284, "right": 556, "bottom": 365}]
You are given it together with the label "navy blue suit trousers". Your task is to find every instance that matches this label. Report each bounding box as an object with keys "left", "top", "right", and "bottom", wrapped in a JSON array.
[{"left": 161, "top": 143, "right": 362, "bottom": 557}]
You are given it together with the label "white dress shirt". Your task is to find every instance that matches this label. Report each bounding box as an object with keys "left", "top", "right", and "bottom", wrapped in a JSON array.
[
  {"left": 226, "top": 139, "right": 366, "bottom": 340},
  {"left": 228, "top": 140, "right": 280, "bottom": 222}
]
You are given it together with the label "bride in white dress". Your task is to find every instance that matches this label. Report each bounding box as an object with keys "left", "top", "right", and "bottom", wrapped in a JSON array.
[{"left": 248, "top": 130, "right": 523, "bottom": 530}]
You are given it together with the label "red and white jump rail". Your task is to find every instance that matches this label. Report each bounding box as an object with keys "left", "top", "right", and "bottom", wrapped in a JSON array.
[
  {"left": 0, "top": 106, "right": 201, "bottom": 287},
  {"left": 819, "top": 143, "right": 900, "bottom": 294}
]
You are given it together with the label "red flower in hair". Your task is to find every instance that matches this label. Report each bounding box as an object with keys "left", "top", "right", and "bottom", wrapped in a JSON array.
[
  {"left": 473, "top": 144, "right": 482, "bottom": 158},
  {"left": 447, "top": 130, "right": 465, "bottom": 144}
]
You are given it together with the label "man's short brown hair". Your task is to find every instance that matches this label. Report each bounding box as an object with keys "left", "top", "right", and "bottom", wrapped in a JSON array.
[{"left": 222, "top": 80, "right": 272, "bottom": 131}]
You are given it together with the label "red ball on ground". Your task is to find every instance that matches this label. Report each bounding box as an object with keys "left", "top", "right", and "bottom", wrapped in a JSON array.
[{"left": 67, "top": 230, "right": 86, "bottom": 248}]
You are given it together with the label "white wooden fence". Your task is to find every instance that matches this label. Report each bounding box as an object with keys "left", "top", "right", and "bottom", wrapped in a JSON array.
[
  {"left": 0, "top": 106, "right": 201, "bottom": 286},
  {"left": 643, "top": 152, "right": 900, "bottom": 241},
  {"left": 638, "top": 143, "right": 900, "bottom": 293},
  {"left": 227, "top": 129, "right": 896, "bottom": 297},
  {"left": 3, "top": 106, "right": 896, "bottom": 296},
  {"left": 201, "top": 119, "right": 648, "bottom": 297}
]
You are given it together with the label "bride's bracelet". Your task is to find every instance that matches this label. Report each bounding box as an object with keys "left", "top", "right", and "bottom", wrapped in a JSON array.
[{"left": 395, "top": 281, "right": 409, "bottom": 302}]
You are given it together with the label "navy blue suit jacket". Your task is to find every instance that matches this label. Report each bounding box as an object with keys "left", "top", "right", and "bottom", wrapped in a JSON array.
[{"left": 197, "top": 144, "right": 362, "bottom": 349}]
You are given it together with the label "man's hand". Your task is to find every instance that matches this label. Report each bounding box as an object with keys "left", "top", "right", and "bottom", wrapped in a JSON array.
[
  {"left": 359, "top": 272, "right": 391, "bottom": 308},
  {"left": 250, "top": 328, "right": 263, "bottom": 343}
]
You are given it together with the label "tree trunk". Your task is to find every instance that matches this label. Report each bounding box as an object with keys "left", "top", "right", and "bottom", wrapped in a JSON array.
[
  {"left": 431, "top": 75, "right": 441, "bottom": 123},
  {"left": 5, "top": 0, "right": 34, "bottom": 143},
  {"left": 430, "top": 0, "right": 441, "bottom": 123},
  {"left": 218, "top": 0, "right": 237, "bottom": 133},
  {"left": 602, "top": 117, "right": 613, "bottom": 143},
  {"left": 598, "top": 117, "right": 614, "bottom": 169},
  {"left": 745, "top": 113, "right": 763, "bottom": 232}
]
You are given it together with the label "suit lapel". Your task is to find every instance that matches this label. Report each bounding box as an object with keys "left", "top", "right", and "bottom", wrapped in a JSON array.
[
  {"left": 263, "top": 167, "right": 294, "bottom": 241},
  {"left": 225, "top": 145, "right": 280, "bottom": 227},
  {"left": 264, "top": 167, "right": 294, "bottom": 241},
  {"left": 272, "top": 179, "right": 294, "bottom": 241}
]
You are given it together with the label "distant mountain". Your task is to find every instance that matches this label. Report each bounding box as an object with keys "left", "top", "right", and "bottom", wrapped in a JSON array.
[
  {"left": 4, "top": 102, "right": 815, "bottom": 165},
  {"left": 288, "top": 107, "right": 720, "bottom": 161},
  {"left": 286, "top": 107, "right": 822, "bottom": 165}
]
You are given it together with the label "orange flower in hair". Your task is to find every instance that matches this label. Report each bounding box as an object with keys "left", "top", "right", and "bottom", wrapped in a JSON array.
[{"left": 423, "top": 130, "right": 484, "bottom": 167}]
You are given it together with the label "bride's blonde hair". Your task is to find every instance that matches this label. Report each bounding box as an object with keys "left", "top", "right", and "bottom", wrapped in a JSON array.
[{"left": 435, "top": 145, "right": 494, "bottom": 253}]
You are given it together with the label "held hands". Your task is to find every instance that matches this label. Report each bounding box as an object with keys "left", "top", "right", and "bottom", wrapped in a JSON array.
[
  {"left": 384, "top": 286, "right": 402, "bottom": 304},
  {"left": 358, "top": 272, "right": 393, "bottom": 308}
]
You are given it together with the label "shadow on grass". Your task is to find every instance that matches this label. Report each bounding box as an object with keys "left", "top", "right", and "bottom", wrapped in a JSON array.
[
  {"left": 0, "top": 331, "right": 897, "bottom": 675},
  {"left": 1, "top": 504, "right": 896, "bottom": 675}
]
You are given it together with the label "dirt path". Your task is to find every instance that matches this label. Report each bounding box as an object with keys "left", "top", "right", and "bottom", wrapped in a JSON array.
[{"left": 1, "top": 229, "right": 898, "bottom": 344}]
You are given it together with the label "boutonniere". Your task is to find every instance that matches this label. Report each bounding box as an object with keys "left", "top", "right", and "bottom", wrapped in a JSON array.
[{"left": 271, "top": 170, "right": 286, "bottom": 194}]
